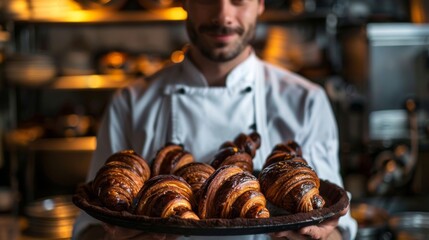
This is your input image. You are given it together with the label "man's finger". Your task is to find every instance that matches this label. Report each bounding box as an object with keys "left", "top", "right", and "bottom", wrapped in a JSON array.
[{"left": 299, "top": 226, "right": 323, "bottom": 239}]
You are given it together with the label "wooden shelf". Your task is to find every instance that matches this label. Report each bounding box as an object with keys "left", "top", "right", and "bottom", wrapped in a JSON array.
[
  {"left": 8, "top": 7, "right": 187, "bottom": 24},
  {"left": 259, "top": 10, "right": 331, "bottom": 23},
  {"left": 8, "top": 7, "right": 330, "bottom": 24},
  {"left": 28, "top": 136, "right": 96, "bottom": 151},
  {"left": 48, "top": 74, "right": 133, "bottom": 90}
]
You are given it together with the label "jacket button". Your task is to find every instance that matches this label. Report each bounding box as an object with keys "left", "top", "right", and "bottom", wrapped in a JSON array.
[
  {"left": 242, "top": 86, "right": 252, "bottom": 93},
  {"left": 176, "top": 88, "right": 186, "bottom": 94}
]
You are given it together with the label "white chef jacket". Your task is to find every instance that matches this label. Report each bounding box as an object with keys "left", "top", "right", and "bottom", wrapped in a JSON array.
[{"left": 72, "top": 52, "right": 357, "bottom": 240}]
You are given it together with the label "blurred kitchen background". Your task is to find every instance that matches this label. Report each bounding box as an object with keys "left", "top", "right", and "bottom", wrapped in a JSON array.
[{"left": 0, "top": 0, "right": 429, "bottom": 239}]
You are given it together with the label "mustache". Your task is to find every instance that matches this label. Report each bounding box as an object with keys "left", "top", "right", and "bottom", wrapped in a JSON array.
[{"left": 199, "top": 25, "right": 244, "bottom": 35}]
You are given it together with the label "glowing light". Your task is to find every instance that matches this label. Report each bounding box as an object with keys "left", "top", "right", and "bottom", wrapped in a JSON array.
[
  {"left": 171, "top": 50, "right": 185, "bottom": 63},
  {"left": 150, "top": 7, "right": 187, "bottom": 21},
  {"left": 105, "top": 52, "right": 126, "bottom": 68},
  {"left": 386, "top": 160, "right": 396, "bottom": 173},
  {"left": 410, "top": 0, "right": 426, "bottom": 23},
  {"left": 290, "top": 0, "right": 305, "bottom": 14},
  {"left": 87, "top": 75, "right": 102, "bottom": 88},
  {"left": 43, "top": 199, "right": 55, "bottom": 211}
]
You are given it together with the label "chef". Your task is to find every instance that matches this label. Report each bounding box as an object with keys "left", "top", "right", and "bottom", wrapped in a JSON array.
[{"left": 72, "top": 0, "right": 357, "bottom": 239}]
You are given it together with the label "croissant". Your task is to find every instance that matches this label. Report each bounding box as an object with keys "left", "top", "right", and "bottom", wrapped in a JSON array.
[
  {"left": 197, "top": 165, "right": 270, "bottom": 219},
  {"left": 233, "top": 132, "right": 261, "bottom": 158},
  {"left": 151, "top": 143, "right": 194, "bottom": 177},
  {"left": 92, "top": 150, "right": 151, "bottom": 211},
  {"left": 211, "top": 132, "right": 261, "bottom": 173},
  {"left": 263, "top": 140, "right": 306, "bottom": 169},
  {"left": 259, "top": 160, "right": 325, "bottom": 213},
  {"left": 133, "top": 175, "right": 199, "bottom": 220},
  {"left": 272, "top": 140, "right": 302, "bottom": 157},
  {"left": 173, "top": 162, "right": 215, "bottom": 194}
]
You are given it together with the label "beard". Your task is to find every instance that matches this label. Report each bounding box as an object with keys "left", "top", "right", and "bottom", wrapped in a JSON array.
[{"left": 186, "top": 19, "right": 256, "bottom": 62}]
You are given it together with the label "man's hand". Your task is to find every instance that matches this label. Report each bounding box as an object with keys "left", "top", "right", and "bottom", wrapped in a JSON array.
[
  {"left": 270, "top": 206, "right": 348, "bottom": 240},
  {"left": 102, "top": 224, "right": 179, "bottom": 240}
]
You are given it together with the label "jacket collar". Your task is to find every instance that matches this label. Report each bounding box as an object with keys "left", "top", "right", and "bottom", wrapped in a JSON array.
[{"left": 179, "top": 50, "right": 259, "bottom": 89}]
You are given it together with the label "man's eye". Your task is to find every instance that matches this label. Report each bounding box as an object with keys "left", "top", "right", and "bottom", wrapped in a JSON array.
[{"left": 231, "top": 0, "right": 246, "bottom": 5}]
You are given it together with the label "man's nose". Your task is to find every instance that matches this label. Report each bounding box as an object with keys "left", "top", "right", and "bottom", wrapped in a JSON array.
[{"left": 212, "top": 0, "right": 233, "bottom": 25}]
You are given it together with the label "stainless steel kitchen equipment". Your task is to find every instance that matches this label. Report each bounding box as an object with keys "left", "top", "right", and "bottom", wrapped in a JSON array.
[
  {"left": 367, "top": 23, "right": 429, "bottom": 140},
  {"left": 388, "top": 212, "right": 429, "bottom": 239},
  {"left": 363, "top": 23, "right": 429, "bottom": 195},
  {"left": 366, "top": 23, "right": 429, "bottom": 142}
]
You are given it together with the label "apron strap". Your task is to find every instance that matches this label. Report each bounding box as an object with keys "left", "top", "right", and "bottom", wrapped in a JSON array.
[
  {"left": 254, "top": 62, "right": 271, "bottom": 170},
  {"left": 153, "top": 90, "right": 173, "bottom": 156}
]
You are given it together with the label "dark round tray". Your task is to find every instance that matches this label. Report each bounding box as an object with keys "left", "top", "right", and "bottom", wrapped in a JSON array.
[{"left": 72, "top": 179, "right": 349, "bottom": 236}]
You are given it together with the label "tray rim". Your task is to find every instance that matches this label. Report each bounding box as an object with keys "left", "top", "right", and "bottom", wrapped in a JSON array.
[{"left": 72, "top": 179, "right": 349, "bottom": 236}]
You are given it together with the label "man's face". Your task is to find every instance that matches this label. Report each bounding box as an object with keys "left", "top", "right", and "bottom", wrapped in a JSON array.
[{"left": 183, "top": 0, "right": 264, "bottom": 62}]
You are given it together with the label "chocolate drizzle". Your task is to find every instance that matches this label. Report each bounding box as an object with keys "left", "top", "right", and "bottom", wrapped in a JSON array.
[
  {"left": 211, "top": 132, "right": 261, "bottom": 173},
  {"left": 198, "top": 165, "right": 270, "bottom": 219}
]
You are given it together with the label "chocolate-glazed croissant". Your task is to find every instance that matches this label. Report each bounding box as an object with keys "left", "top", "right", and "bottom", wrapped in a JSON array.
[
  {"left": 233, "top": 132, "right": 261, "bottom": 158},
  {"left": 263, "top": 140, "right": 306, "bottom": 169},
  {"left": 151, "top": 143, "right": 194, "bottom": 177},
  {"left": 259, "top": 160, "right": 325, "bottom": 213},
  {"left": 272, "top": 140, "right": 302, "bottom": 157},
  {"left": 173, "top": 162, "right": 215, "bottom": 194},
  {"left": 197, "top": 165, "right": 270, "bottom": 219},
  {"left": 133, "top": 175, "right": 199, "bottom": 220},
  {"left": 92, "top": 150, "right": 151, "bottom": 211},
  {"left": 211, "top": 132, "right": 261, "bottom": 173}
]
